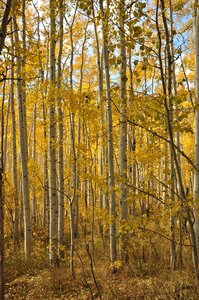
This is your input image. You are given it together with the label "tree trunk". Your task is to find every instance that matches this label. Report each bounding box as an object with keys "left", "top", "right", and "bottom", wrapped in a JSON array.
[
  {"left": 100, "top": 0, "right": 117, "bottom": 268},
  {"left": 32, "top": 102, "right": 37, "bottom": 225},
  {"left": 10, "top": 34, "right": 19, "bottom": 249},
  {"left": 13, "top": 15, "right": 31, "bottom": 259},
  {"left": 57, "top": 0, "right": 65, "bottom": 258},
  {"left": 0, "top": 80, "right": 6, "bottom": 300},
  {"left": 0, "top": 0, "right": 12, "bottom": 55},
  {"left": 49, "top": 0, "right": 58, "bottom": 265},
  {"left": 119, "top": 0, "right": 128, "bottom": 263},
  {"left": 193, "top": 0, "right": 199, "bottom": 261}
]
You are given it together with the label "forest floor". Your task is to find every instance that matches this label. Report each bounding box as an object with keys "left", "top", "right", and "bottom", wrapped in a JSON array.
[
  {"left": 4, "top": 235, "right": 199, "bottom": 299},
  {"left": 4, "top": 254, "right": 199, "bottom": 299}
]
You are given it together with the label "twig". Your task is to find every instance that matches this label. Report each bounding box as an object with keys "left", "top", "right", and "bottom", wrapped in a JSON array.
[
  {"left": 74, "top": 247, "right": 94, "bottom": 300},
  {"left": 86, "top": 244, "right": 102, "bottom": 300}
]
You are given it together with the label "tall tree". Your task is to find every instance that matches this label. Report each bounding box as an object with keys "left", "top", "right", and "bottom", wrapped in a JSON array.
[
  {"left": 99, "top": 0, "right": 117, "bottom": 269},
  {"left": 10, "top": 30, "right": 19, "bottom": 249},
  {"left": 49, "top": 0, "right": 58, "bottom": 265},
  {"left": 0, "top": 2, "right": 12, "bottom": 298},
  {"left": 193, "top": 0, "right": 199, "bottom": 260},
  {"left": 118, "top": 0, "right": 128, "bottom": 263},
  {"left": 13, "top": 9, "right": 31, "bottom": 258},
  {"left": 57, "top": 0, "right": 64, "bottom": 257}
]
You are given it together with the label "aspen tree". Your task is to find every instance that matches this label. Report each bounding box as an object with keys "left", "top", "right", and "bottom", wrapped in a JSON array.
[
  {"left": 169, "top": 0, "right": 183, "bottom": 268},
  {"left": 49, "top": 0, "right": 58, "bottom": 265},
  {"left": 67, "top": 2, "right": 78, "bottom": 276},
  {"left": 92, "top": 2, "right": 108, "bottom": 242},
  {"left": 57, "top": 0, "right": 64, "bottom": 257},
  {"left": 43, "top": 44, "right": 49, "bottom": 228},
  {"left": 99, "top": 0, "right": 117, "bottom": 268},
  {"left": 118, "top": 0, "right": 128, "bottom": 263},
  {"left": 75, "top": 19, "right": 89, "bottom": 238},
  {"left": 0, "top": 80, "right": 6, "bottom": 300},
  {"left": 193, "top": 0, "right": 199, "bottom": 260},
  {"left": 32, "top": 1, "right": 49, "bottom": 228},
  {"left": 128, "top": 48, "right": 136, "bottom": 215},
  {"left": 0, "top": 4, "right": 13, "bottom": 296},
  {"left": 21, "top": 0, "right": 28, "bottom": 157},
  {"left": 160, "top": 0, "right": 176, "bottom": 270},
  {"left": 32, "top": 102, "right": 37, "bottom": 225},
  {"left": 10, "top": 31, "right": 19, "bottom": 249},
  {"left": 13, "top": 12, "right": 32, "bottom": 258}
]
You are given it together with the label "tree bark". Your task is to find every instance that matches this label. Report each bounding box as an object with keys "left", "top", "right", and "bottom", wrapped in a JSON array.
[
  {"left": 49, "top": 0, "right": 58, "bottom": 265},
  {"left": 13, "top": 14, "right": 31, "bottom": 258},
  {"left": 0, "top": 79, "right": 6, "bottom": 300},
  {"left": 0, "top": 0, "right": 12, "bottom": 55},
  {"left": 193, "top": 0, "right": 199, "bottom": 262},
  {"left": 100, "top": 0, "right": 117, "bottom": 268},
  {"left": 10, "top": 31, "right": 19, "bottom": 249},
  {"left": 119, "top": 0, "right": 128, "bottom": 263},
  {"left": 57, "top": 0, "right": 64, "bottom": 258}
]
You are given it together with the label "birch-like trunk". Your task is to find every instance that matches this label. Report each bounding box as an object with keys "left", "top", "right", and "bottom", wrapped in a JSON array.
[
  {"left": 49, "top": 0, "right": 58, "bottom": 265},
  {"left": 13, "top": 16, "right": 31, "bottom": 258},
  {"left": 92, "top": 1, "right": 105, "bottom": 238},
  {"left": 0, "top": 79, "right": 6, "bottom": 300},
  {"left": 68, "top": 3, "right": 78, "bottom": 276},
  {"left": 193, "top": 0, "right": 199, "bottom": 260},
  {"left": 160, "top": 0, "right": 177, "bottom": 270},
  {"left": 100, "top": 0, "right": 117, "bottom": 267},
  {"left": 32, "top": 102, "right": 37, "bottom": 225},
  {"left": 128, "top": 49, "right": 136, "bottom": 215},
  {"left": 10, "top": 36, "right": 19, "bottom": 248},
  {"left": 43, "top": 101, "right": 49, "bottom": 228},
  {"left": 57, "top": 0, "right": 64, "bottom": 257},
  {"left": 119, "top": 0, "right": 128, "bottom": 263},
  {"left": 75, "top": 20, "right": 89, "bottom": 239}
]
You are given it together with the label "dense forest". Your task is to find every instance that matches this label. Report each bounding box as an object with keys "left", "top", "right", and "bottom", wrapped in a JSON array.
[{"left": 0, "top": 0, "right": 199, "bottom": 299}]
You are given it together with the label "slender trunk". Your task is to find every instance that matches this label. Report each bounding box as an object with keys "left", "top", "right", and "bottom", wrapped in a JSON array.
[
  {"left": 75, "top": 20, "right": 89, "bottom": 238},
  {"left": 13, "top": 15, "right": 31, "bottom": 258},
  {"left": 169, "top": 0, "right": 183, "bottom": 268},
  {"left": 128, "top": 48, "right": 136, "bottom": 215},
  {"left": 32, "top": 102, "right": 37, "bottom": 225},
  {"left": 193, "top": 0, "right": 199, "bottom": 262},
  {"left": 0, "top": 80, "right": 6, "bottom": 300},
  {"left": 3, "top": 93, "right": 10, "bottom": 170},
  {"left": 119, "top": 0, "right": 128, "bottom": 263},
  {"left": 100, "top": 0, "right": 117, "bottom": 267},
  {"left": 159, "top": 0, "right": 177, "bottom": 270},
  {"left": 92, "top": 1, "right": 105, "bottom": 238},
  {"left": 43, "top": 101, "right": 49, "bottom": 228},
  {"left": 68, "top": 3, "right": 78, "bottom": 276},
  {"left": 49, "top": 0, "right": 58, "bottom": 265},
  {"left": 57, "top": 0, "right": 64, "bottom": 257},
  {"left": 10, "top": 34, "right": 19, "bottom": 248},
  {"left": 22, "top": 0, "right": 28, "bottom": 160},
  {"left": 69, "top": 202, "right": 75, "bottom": 277}
]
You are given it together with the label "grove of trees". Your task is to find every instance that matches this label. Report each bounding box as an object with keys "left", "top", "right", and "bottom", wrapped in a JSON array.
[{"left": 1, "top": 0, "right": 199, "bottom": 298}]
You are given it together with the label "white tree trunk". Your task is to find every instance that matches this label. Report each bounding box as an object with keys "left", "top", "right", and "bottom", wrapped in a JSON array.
[
  {"left": 57, "top": 0, "right": 64, "bottom": 257},
  {"left": 13, "top": 15, "right": 31, "bottom": 258},
  {"left": 100, "top": 0, "right": 117, "bottom": 267},
  {"left": 193, "top": 0, "right": 199, "bottom": 259},
  {"left": 49, "top": 0, "right": 58, "bottom": 265},
  {"left": 119, "top": 0, "right": 128, "bottom": 263},
  {"left": 10, "top": 37, "right": 19, "bottom": 248}
]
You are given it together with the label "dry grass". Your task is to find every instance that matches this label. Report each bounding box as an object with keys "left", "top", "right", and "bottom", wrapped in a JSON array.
[{"left": 4, "top": 238, "right": 199, "bottom": 299}]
